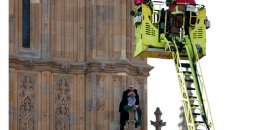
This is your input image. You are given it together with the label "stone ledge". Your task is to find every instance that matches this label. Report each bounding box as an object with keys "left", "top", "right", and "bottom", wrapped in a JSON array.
[{"left": 9, "top": 57, "right": 154, "bottom": 76}]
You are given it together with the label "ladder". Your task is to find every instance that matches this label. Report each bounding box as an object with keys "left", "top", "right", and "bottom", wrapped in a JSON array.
[{"left": 170, "top": 35, "right": 215, "bottom": 130}]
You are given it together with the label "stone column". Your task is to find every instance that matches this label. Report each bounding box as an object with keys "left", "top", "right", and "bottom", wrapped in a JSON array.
[
  {"left": 150, "top": 107, "right": 166, "bottom": 130},
  {"left": 124, "top": 107, "right": 140, "bottom": 130}
]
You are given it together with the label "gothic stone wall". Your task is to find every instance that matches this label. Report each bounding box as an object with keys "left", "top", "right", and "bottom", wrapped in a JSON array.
[
  {"left": 9, "top": 66, "right": 150, "bottom": 130},
  {"left": 9, "top": 0, "right": 153, "bottom": 130}
]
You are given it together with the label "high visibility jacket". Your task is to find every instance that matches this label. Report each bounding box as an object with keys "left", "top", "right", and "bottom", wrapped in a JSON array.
[
  {"left": 176, "top": 0, "right": 196, "bottom": 4},
  {"left": 135, "top": 0, "right": 144, "bottom": 5}
]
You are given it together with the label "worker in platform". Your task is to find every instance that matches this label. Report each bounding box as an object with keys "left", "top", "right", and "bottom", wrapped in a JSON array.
[
  {"left": 168, "top": 0, "right": 197, "bottom": 34},
  {"left": 168, "top": 0, "right": 196, "bottom": 16},
  {"left": 119, "top": 85, "right": 140, "bottom": 130}
]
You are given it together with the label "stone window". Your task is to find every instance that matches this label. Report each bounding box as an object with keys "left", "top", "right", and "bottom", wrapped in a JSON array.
[{"left": 22, "top": 0, "right": 30, "bottom": 48}]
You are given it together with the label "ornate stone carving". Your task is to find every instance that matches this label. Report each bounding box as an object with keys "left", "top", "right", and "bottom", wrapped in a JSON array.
[
  {"left": 82, "top": 63, "right": 88, "bottom": 74},
  {"left": 150, "top": 107, "right": 166, "bottom": 130},
  {"left": 24, "top": 59, "right": 34, "bottom": 69},
  {"left": 136, "top": 67, "right": 143, "bottom": 75},
  {"left": 100, "top": 63, "right": 106, "bottom": 71},
  {"left": 19, "top": 75, "right": 35, "bottom": 130},
  {"left": 60, "top": 62, "right": 71, "bottom": 73},
  {"left": 178, "top": 105, "right": 187, "bottom": 130},
  {"left": 55, "top": 78, "right": 71, "bottom": 130}
]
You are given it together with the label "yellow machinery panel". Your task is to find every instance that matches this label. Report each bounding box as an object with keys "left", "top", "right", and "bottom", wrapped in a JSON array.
[{"left": 133, "top": 3, "right": 208, "bottom": 59}]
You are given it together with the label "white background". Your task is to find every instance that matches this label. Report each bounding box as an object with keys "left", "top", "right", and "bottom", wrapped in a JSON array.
[
  {"left": 2, "top": 0, "right": 268, "bottom": 130},
  {"left": 148, "top": 0, "right": 268, "bottom": 130}
]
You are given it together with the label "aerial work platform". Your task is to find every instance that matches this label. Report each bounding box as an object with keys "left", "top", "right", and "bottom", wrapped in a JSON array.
[
  {"left": 133, "top": 2, "right": 208, "bottom": 60},
  {"left": 131, "top": 0, "right": 214, "bottom": 130}
]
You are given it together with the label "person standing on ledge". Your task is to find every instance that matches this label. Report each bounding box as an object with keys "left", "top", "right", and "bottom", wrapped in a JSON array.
[{"left": 119, "top": 85, "right": 140, "bottom": 130}]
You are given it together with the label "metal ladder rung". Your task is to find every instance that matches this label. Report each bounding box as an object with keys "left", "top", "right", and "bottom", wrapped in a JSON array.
[
  {"left": 180, "top": 63, "right": 190, "bottom": 68},
  {"left": 187, "top": 87, "right": 195, "bottom": 90},
  {"left": 193, "top": 112, "right": 201, "bottom": 116},
  {"left": 195, "top": 121, "right": 204, "bottom": 124},
  {"left": 183, "top": 71, "right": 192, "bottom": 75},
  {"left": 189, "top": 96, "right": 197, "bottom": 100},
  {"left": 185, "top": 78, "right": 193, "bottom": 82}
]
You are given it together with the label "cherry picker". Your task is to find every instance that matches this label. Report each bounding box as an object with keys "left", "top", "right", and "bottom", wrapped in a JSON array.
[{"left": 131, "top": 0, "right": 214, "bottom": 129}]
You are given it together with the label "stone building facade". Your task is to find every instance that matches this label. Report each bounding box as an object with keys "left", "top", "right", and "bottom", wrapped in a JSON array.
[{"left": 9, "top": 0, "right": 153, "bottom": 130}]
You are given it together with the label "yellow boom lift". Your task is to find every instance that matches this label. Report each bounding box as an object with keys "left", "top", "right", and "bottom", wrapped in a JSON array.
[{"left": 131, "top": 0, "right": 215, "bottom": 129}]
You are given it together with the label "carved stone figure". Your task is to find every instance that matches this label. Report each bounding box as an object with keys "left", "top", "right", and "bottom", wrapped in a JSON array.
[
  {"left": 60, "top": 62, "right": 71, "bottom": 73},
  {"left": 24, "top": 59, "right": 34, "bottom": 69}
]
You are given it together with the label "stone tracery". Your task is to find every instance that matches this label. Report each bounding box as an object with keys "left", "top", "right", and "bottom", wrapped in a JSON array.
[{"left": 55, "top": 78, "right": 71, "bottom": 130}]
